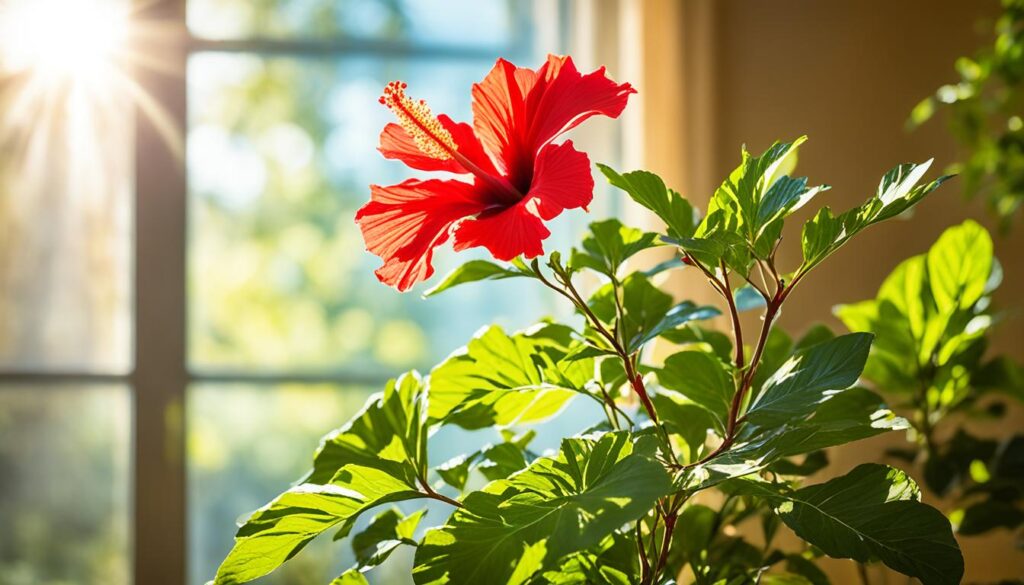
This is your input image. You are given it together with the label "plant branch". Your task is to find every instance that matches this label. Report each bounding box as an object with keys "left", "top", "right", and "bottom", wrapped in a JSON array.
[
  {"left": 720, "top": 260, "right": 745, "bottom": 369},
  {"left": 418, "top": 476, "right": 463, "bottom": 508},
  {"left": 636, "top": 520, "right": 652, "bottom": 583},
  {"left": 680, "top": 285, "right": 785, "bottom": 470},
  {"left": 535, "top": 261, "right": 677, "bottom": 462},
  {"left": 653, "top": 511, "right": 678, "bottom": 583}
]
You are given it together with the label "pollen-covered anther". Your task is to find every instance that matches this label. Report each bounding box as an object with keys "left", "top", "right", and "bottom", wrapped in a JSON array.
[{"left": 380, "top": 80, "right": 457, "bottom": 160}]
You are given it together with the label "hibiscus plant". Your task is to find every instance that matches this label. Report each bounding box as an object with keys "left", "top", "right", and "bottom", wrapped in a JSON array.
[
  {"left": 837, "top": 220, "right": 1024, "bottom": 541},
  {"left": 213, "top": 56, "right": 964, "bottom": 585}
]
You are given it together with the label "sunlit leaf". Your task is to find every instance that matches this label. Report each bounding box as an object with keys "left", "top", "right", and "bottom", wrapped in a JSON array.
[
  {"left": 412, "top": 432, "right": 673, "bottom": 585},
  {"left": 424, "top": 258, "right": 533, "bottom": 297},
  {"left": 214, "top": 468, "right": 422, "bottom": 585},
  {"left": 309, "top": 372, "right": 428, "bottom": 484},
  {"left": 800, "top": 161, "right": 949, "bottom": 272},
  {"left": 428, "top": 323, "right": 591, "bottom": 429},
  {"left": 570, "top": 219, "right": 659, "bottom": 276},
  {"left": 596, "top": 164, "right": 699, "bottom": 240},
  {"left": 926, "top": 219, "right": 992, "bottom": 312},
  {"left": 214, "top": 373, "right": 431, "bottom": 584},
  {"left": 331, "top": 570, "right": 370, "bottom": 585},
  {"left": 746, "top": 333, "right": 873, "bottom": 425}
]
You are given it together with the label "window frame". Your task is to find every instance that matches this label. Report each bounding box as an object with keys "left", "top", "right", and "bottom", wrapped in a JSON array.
[
  {"left": 0, "top": 1, "right": 561, "bottom": 581},
  {"left": 133, "top": 1, "right": 542, "bottom": 583}
]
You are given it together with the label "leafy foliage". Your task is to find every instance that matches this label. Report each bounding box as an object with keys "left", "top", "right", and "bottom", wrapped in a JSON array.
[
  {"left": 731, "top": 465, "right": 964, "bottom": 585},
  {"left": 213, "top": 138, "right": 959, "bottom": 585},
  {"left": 910, "top": 0, "right": 1024, "bottom": 225},
  {"left": 413, "top": 432, "right": 672, "bottom": 584},
  {"left": 837, "top": 220, "right": 1024, "bottom": 540}
]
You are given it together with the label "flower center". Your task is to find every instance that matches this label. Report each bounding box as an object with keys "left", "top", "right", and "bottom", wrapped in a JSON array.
[
  {"left": 379, "top": 81, "right": 457, "bottom": 161},
  {"left": 380, "top": 80, "right": 525, "bottom": 204}
]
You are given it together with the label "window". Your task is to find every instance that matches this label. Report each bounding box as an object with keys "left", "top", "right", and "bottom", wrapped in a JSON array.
[{"left": 0, "top": 1, "right": 627, "bottom": 584}]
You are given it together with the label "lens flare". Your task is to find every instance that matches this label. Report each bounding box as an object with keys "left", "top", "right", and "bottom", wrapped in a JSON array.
[
  {"left": 0, "top": 0, "right": 185, "bottom": 345},
  {"left": 0, "top": 0, "right": 129, "bottom": 82}
]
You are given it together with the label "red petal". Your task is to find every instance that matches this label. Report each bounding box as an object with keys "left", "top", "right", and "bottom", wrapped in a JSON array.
[
  {"left": 526, "top": 55, "right": 636, "bottom": 148},
  {"left": 440, "top": 114, "right": 500, "bottom": 176},
  {"left": 356, "top": 179, "right": 489, "bottom": 291},
  {"left": 378, "top": 115, "right": 498, "bottom": 175},
  {"left": 526, "top": 140, "right": 595, "bottom": 221},
  {"left": 452, "top": 202, "right": 550, "bottom": 261},
  {"left": 471, "top": 58, "right": 538, "bottom": 174}
]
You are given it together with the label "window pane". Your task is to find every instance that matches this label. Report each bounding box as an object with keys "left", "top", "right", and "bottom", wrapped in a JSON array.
[
  {"left": 187, "top": 383, "right": 418, "bottom": 585},
  {"left": 187, "top": 0, "right": 522, "bottom": 48},
  {"left": 0, "top": 384, "right": 131, "bottom": 585},
  {"left": 0, "top": 33, "right": 133, "bottom": 374},
  {"left": 187, "top": 54, "right": 579, "bottom": 376}
]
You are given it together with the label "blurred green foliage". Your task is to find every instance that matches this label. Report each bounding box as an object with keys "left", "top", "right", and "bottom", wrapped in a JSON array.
[
  {"left": 910, "top": 0, "right": 1024, "bottom": 227},
  {"left": 837, "top": 221, "right": 1024, "bottom": 541},
  {"left": 0, "top": 387, "right": 130, "bottom": 585}
]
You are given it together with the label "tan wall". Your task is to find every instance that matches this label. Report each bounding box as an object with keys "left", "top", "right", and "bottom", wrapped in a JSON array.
[{"left": 642, "top": 0, "right": 1024, "bottom": 582}]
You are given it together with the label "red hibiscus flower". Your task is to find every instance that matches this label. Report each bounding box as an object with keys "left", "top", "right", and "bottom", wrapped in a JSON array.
[{"left": 356, "top": 54, "right": 636, "bottom": 291}]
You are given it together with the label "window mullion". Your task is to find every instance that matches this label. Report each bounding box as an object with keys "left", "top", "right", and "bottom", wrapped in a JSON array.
[{"left": 131, "top": 1, "right": 188, "bottom": 584}]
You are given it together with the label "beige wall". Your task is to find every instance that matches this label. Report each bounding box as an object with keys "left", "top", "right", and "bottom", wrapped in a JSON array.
[{"left": 639, "top": 0, "right": 1024, "bottom": 582}]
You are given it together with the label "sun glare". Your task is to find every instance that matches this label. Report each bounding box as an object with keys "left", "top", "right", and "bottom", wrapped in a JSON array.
[{"left": 0, "top": 0, "right": 129, "bottom": 83}]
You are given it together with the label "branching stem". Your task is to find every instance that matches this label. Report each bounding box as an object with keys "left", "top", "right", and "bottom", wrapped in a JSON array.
[{"left": 418, "top": 476, "right": 463, "bottom": 509}]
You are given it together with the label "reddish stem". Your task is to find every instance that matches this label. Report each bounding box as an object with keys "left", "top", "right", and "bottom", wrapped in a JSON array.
[
  {"left": 720, "top": 260, "right": 745, "bottom": 369},
  {"left": 653, "top": 512, "right": 678, "bottom": 582}
]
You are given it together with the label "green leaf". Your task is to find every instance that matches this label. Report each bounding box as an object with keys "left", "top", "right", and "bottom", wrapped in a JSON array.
[
  {"left": 653, "top": 391, "right": 716, "bottom": 463},
  {"left": 746, "top": 333, "right": 873, "bottom": 425},
  {"left": 793, "top": 324, "right": 835, "bottom": 353},
  {"left": 733, "top": 464, "right": 963, "bottom": 585},
  {"left": 800, "top": 161, "right": 949, "bottom": 272},
  {"left": 836, "top": 221, "right": 1000, "bottom": 400},
  {"left": 656, "top": 351, "right": 734, "bottom": 433},
  {"left": 352, "top": 507, "right": 426, "bottom": 568},
  {"left": 957, "top": 500, "right": 1024, "bottom": 535},
  {"left": 750, "top": 327, "right": 795, "bottom": 393},
  {"left": 659, "top": 325, "right": 734, "bottom": 362},
  {"left": 331, "top": 570, "right": 370, "bottom": 585},
  {"left": 428, "top": 323, "right": 590, "bottom": 429},
  {"left": 769, "top": 450, "right": 829, "bottom": 477},
  {"left": 435, "top": 454, "right": 473, "bottom": 493},
  {"left": 693, "top": 388, "right": 907, "bottom": 488},
  {"left": 674, "top": 504, "right": 717, "bottom": 567},
  {"left": 412, "top": 432, "right": 673, "bottom": 585},
  {"left": 215, "top": 468, "right": 422, "bottom": 585},
  {"left": 309, "top": 372, "right": 428, "bottom": 485},
  {"left": 424, "top": 259, "right": 532, "bottom": 297},
  {"left": 597, "top": 164, "right": 699, "bottom": 240},
  {"left": 835, "top": 258, "right": 928, "bottom": 391},
  {"left": 785, "top": 555, "right": 830, "bottom": 585},
  {"left": 214, "top": 373, "right": 430, "bottom": 584},
  {"left": 538, "top": 532, "right": 638, "bottom": 585},
  {"left": 925, "top": 219, "right": 993, "bottom": 312},
  {"left": 760, "top": 574, "right": 815, "bottom": 585},
  {"left": 690, "top": 137, "right": 828, "bottom": 267},
  {"left": 570, "top": 219, "right": 659, "bottom": 276}
]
